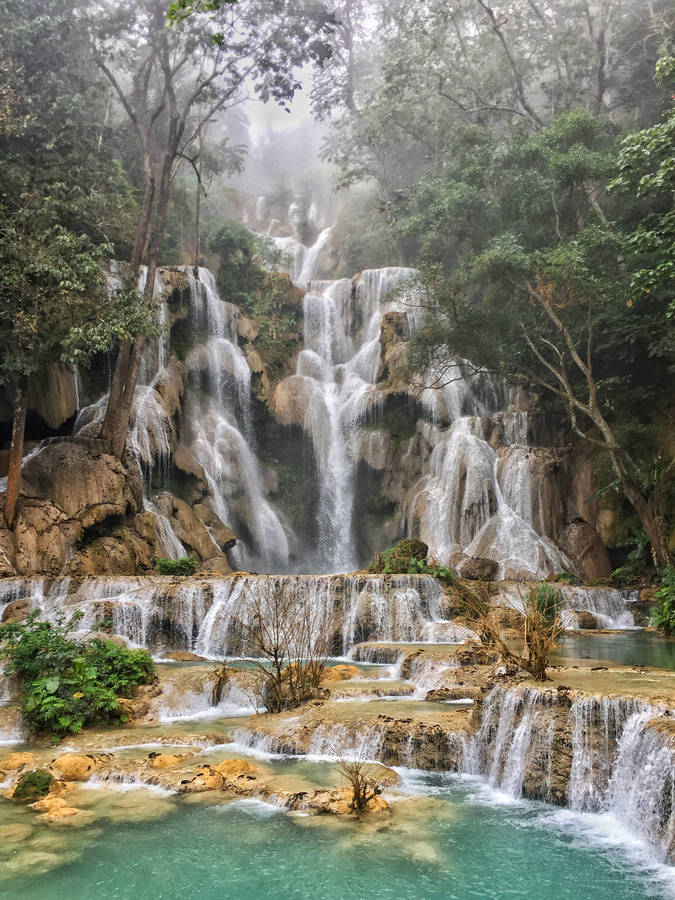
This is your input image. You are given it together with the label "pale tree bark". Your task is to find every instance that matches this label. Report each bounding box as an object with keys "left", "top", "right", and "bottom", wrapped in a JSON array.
[
  {"left": 4, "top": 381, "right": 27, "bottom": 529},
  {"left": 523, "top": 280, "right": 671, "bottom": 568}
]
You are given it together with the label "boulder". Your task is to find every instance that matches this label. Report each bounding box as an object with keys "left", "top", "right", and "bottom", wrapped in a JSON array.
[
  {"left": 193, "top": 502, "right": 236, "bottom": 552},
  {"left": 149, "top": 754, "right": 183, "bottom": 769},
  {"left": 173, "top": 446, "right": 207, "bottom": 491},
  {"left": 21, "top": 438, "right": 143, "bottom": 528},
  {"left": 36, "top": 805, "right": 82, "bottom": 822},
  {"left": 574, "top": 610, "right": 600, "bottom": 630},
  {"left": 322, "top": 664, "right": 360, "bottom": 682},
  {"left": 558, "top": 518, "right": 612, "bottom": 580},
  {"left": 271, "top": 375, "right": 318, "bottom": 428},
  {"left": 457, "top": 556, "right": 499, "bottom": 581},
  {"left": 213, "top": 759, "right": 259, "bottom": 779},
  {"left": 0, "top": 752, "right": 37, "bottom": 771},
  {"left": 51, "top": 755, "right": 96, "bottom": 781},
  {"left": 29, "top": 795, "right": 69, "bottom": 813},
  {"left": 178, "top": 766, "right": 225, "bottom": 793},
  {"left": 12, "top": 769, "right": 53, "bottom": 801},
  {"left": 170, "top": 497, "right": 219, "bottom": 560}
]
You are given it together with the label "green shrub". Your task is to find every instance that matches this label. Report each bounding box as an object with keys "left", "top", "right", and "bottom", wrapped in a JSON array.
[
  {"left": 610, "top": 564, "right": 641, "bottom": 587},
  {"left": 368, "top": 539, "right": 457, "bottom": 584},
  {"left": 155, "top": 556, "right": 198, "bottom": 576},
  {"left": 0, "top": 612, "right": 155, "bottom": 738},
  {"left": 13, "top": 768, "right": 52, "bottom": 801},
  {"left": 553, "top": 571, "right": 579, "bottom": 585},
  {"left": 653, "top": 567, "right": 675, "bottom": 635}
]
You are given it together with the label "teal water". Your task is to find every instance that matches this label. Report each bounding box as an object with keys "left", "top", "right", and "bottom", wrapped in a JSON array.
[
  {"left": 2, "top": 771, "right": 673, "bottom": 899},
  {"left": 554, "top": 631, "right": 675, "bottom": 669}
]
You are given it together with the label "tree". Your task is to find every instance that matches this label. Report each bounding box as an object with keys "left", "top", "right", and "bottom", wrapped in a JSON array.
[
  {"left": 0, "top": 0, "right": 145, "bottom": 528},
  {"left": 87, "top": 0, "right": 333, "bottom": 458},
  {"left": 334, "top": 749, "right": 383, "bottom": 812},
  {"left": 406, "top": 108, "right": 673, "bottom": 567},
  {"left": 231, "top": 581, "right": 335, "bottom": 713},
  {"left": 466, "top": 584, "right": 563, "bottom": 681},
  {"left": 609, "top": 53, "right": 675, "bottom": 318}
]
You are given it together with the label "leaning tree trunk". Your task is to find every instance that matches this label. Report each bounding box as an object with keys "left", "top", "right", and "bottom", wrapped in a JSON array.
[
  {"left": 4, "top": 381, "right": 27, "bottom": 529},
  {"left": 99, "top": 152, "right": 173, "bottom": 460}
]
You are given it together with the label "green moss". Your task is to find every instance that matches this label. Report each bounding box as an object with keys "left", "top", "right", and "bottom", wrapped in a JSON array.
[{"left": 13, "top": 769, "right": 52, "bottom": 801}]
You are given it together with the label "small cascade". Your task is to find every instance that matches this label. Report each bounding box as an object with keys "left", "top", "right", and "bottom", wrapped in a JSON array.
[
  {"left": 560, "top": 586, "right": 637, "bottom": 629},
  {"left": 493, "top": 583, "right": 637, "bottom": 631},
  {"left": 194, "top": 573, "right": 444, "bottom": 658},
  {"left": 407, "top": 384, "right": 573, "bottom": 579},
  {"left": 143, "top": 500, "right": 186, "bottom": 560},
  {"left": 406, "top": 655, "right": 459, "bottom": 697},
  {"left": 464, "top": 686, "right": 558, "bottom": 800},
  {"left": 153, "top": 669, "right": 254, "bottom": 722},
  {"left": 566, "top": 695, "right": 662, "bottom": 811},
  {"left": 465, "top": 685, "right": 675, "bottom": 861},
  {"left": 306, "top": 722, "right": 387, "bottom": 760}
]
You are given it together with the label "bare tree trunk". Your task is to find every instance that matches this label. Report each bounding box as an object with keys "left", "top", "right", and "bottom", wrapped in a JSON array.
[
  {"left": 99, "top": 161, "right": 155, "bottom": 458},
  {"left": 4, "top": 382, "right": 27, "bottom": 529},
  {"left": 621, "top": 476, "right": 671, "bottom": 568}
]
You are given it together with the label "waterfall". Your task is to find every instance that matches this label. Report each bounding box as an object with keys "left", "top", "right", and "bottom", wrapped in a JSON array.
[
  {"left": 1, "top": 573, "right": 445, "bottom": 656},
  {"left": 465, "top": 685, "right": 675, "bottom": 861},
  {"left": 143, "top": 499, "right": 186, "bottom": 560},
  {"left": 277, "top": 266, "right": 421, "bottom": 571},
  {"left": 182, "top": 268, "right": 289, "bottom": 570},
  {"left": 560, "top": 586, "right": 637, "bottom": 629},
  {"left": 463, "top": 686, "right": 558, "bottom": 799}
]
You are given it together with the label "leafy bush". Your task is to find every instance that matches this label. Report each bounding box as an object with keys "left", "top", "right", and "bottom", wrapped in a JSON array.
[
  {"left": 653, "top": 567, "right": 675, "bottom": 635},
  {"left": 0, "top": 613, "right": 155, "bottom": 738},
  {"left": 155, "top": 556, "right": 198, "bottom": 576},
  {"left": 368, "top": 539, "right": 457, "bottom": 584}
]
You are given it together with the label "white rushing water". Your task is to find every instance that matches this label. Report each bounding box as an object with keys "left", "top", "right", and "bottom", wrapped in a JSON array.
[
  {"left": 0, "top": 574, "right": 444, "bottom": 656},
  {"left": 182, "top": 268, "right": 289, "bottom": 570},
  {"left": 464, "top": 685, "right": 675, "bottom": 863}
]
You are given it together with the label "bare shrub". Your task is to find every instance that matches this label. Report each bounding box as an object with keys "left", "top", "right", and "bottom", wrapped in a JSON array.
[
  {"left": 231, "top": 582, "right": 336, "bottom": 713},
  {"left": 462, "top": 583, "right": 563, "bottom": 681}
]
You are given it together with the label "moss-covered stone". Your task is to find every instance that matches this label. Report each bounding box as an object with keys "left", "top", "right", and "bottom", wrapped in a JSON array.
[
  {"left": 13, "top": 769, "right": 53, "bottom": 802},
  {"left": 368, "top": 538, "right": 429, "bottom": 574}
]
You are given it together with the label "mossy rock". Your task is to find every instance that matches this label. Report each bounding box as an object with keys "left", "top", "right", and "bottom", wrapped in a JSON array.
[
  {"left": 13, "top": 769, "right": 52, "bottom": 801},
  {"left": 369, "top": 538, "right": 429, "bottom": 574}
]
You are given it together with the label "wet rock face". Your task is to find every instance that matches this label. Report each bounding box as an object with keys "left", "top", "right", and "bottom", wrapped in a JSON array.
[
  {"left": 558, "top": 518, "right": 611, "bottom": 580},
  {"left": 0, "top": 438, "right": 146, "bottom": 576}
]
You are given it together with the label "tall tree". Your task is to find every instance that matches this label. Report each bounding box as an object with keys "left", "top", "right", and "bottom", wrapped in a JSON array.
[
  {"left": 87, "top": 0, "right": 333, "bottom": 458},
  {"left": 0, "top": 0, "right": 144, "bottom": 527}
]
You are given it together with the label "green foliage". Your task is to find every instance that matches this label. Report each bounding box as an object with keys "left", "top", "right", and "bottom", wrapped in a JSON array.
[
  {"left": 609, "top": 54, "right": 675, "bottom": 317},
  {"left": 211, "top": 222, "right": 303, "bottom": 378},
  {"left": 653, "top": 568, "right": 675, "bottom": 635},
  {"left": 0, "top": 613, "right": 155, "bottom": 738},
  {"left": 13, "top": 769, "right": 52, "bottom": 801},
  {"left": 368, "top": 538, "right": 457, "bottom": 583},
  {"left": 552, "top": 571, "right": 580, "bottom": 585},
  {"left": 0, "top": 0, "right": 144, "bottom": 393},
  {"left": 524, "top": 584, "right": 562, "bottom": 626},
  {"left": 155, "top": 556, "right": 199, "bottom": 576}
]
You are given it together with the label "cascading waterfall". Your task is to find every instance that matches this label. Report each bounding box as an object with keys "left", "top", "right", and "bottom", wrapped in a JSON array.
[
  {"left": 463, "top": 685, "right": 558, "bottom": 799},
  {"left": 279, "top": 266, "right": 421, "bottom": 571},
  {"left": 0, "top": 574, "right": 444, "bottom": 656},
  {"left": 183, "top": 268, "right": 289, "bottom": 570},
  {"left": 465, "top": 685, "right": 675, "bottom": 861}
]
